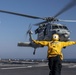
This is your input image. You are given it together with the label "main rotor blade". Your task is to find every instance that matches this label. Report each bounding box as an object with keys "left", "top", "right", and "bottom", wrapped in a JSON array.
[
  {"left": 54, "top": 0, "right": 76, "bottom": 18},
  {"left": 59, "top": 19, "right": 76, "bottom": 22},
  {"left": 0, "top": 10, "right": 43, "bottom": 19}
]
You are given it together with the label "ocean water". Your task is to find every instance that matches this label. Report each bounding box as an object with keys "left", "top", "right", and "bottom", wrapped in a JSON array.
[{"left": 63, "top": 59, "right": 76, "bottom": 63}]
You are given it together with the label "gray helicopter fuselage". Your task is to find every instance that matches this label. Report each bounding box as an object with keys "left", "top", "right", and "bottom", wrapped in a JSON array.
[{"left": 35, "top": 23, "right": 70, "bottom": 41}]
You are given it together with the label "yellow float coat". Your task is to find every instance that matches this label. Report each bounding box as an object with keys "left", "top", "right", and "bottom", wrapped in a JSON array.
[{"left": 33, "top": 40, "right": 76, "bottom": 60}]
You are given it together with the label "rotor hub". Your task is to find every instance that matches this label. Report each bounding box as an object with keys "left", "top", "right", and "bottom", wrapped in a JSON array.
[{"left": 44, "top": 17, "right": 58, "bottom": 22}]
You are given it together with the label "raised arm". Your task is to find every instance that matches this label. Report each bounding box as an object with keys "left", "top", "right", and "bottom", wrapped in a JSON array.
[
  {"left": 33, "top": 40, "right": 49, "bottom": 46},
  {"left": 62, "top": 41, "right": 76, "bottom": 47}
]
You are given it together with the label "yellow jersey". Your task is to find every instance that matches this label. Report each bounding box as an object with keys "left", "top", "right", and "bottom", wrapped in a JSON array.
[{"left": 33, "top": 40, "right": 76, "bottom": 60}]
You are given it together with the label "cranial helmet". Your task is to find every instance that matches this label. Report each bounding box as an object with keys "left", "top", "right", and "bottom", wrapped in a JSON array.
[{"left": 52, "top": 34, "right": 59, "bottom": 41}]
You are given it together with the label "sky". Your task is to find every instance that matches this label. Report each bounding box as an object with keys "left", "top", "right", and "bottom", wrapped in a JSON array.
[{"left": 0, "top": 0, "right": 76, "bottom": 59}]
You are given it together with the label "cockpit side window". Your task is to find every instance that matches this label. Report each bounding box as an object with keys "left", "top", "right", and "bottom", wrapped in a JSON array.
[
  {"left": 63, "top": 26, "right": 68, "bottom": 30},
  {"left": 59, "top": 26, "right": 63, "bottom": 29},
  {"left": 52, "top": 25, "right": 58, "bottom": 29}
]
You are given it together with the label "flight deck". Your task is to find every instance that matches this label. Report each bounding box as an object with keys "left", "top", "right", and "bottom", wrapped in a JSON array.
[{"left": 0, "top": 62, "right": 76, "bottom": 75}]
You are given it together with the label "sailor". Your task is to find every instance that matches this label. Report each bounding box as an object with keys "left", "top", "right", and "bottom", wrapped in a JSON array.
[{"left": 32, "top": 34, "right": 76, "bottom": 75}]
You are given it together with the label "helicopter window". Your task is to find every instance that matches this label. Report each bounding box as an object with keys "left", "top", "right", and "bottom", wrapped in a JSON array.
[
  {"left": 63, "top": 26, "right": 68, "bottom": 30},
  {"left": 59, "top": 26, "right": 63, "bottom": 29},
  {"left": 35, "top": 28, "right": 42, "bottom": 34},
  {"left": 52, "top": 25, "right": 58, "bottom": 29},
  {"left": 35, "top": 28, "right": 39, "bottom": 34}
]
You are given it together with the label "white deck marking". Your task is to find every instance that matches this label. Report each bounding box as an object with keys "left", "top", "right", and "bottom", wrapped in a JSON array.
[
  {"left": 1, "top": 66, "right": 32, "bottom": 70},
  {"left": 68, "top": 65, "right": 76, "bottom": 68}
]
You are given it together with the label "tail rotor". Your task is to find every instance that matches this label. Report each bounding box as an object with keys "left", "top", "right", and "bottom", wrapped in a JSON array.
[{"left": 25, "top": 24, "right": 33, "bottom": 41}]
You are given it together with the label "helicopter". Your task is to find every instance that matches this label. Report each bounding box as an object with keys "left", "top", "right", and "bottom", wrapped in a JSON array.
[{"left": 0, "top": 0, "right": 76, "bottom": 55}]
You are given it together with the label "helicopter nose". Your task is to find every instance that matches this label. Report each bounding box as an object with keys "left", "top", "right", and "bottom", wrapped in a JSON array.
[
  {"left": 65, "top": 34, "right": 68, "bottom": 37},
  {"left": 64, "top": 33, "right": 69, "bottom": 37}
]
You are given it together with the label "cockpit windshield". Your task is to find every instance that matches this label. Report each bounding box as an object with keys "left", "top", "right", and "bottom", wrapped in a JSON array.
[{"left": 52, "top": 24, "right": 68, "bottom": 30}]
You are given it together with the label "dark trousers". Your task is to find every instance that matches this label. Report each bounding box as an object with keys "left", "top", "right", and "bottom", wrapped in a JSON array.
[{"left": 48, "top": 55, "right": 62, "bottom": 75}]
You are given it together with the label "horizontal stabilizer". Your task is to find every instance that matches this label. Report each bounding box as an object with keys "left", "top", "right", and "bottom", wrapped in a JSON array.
[{"left": 18, "top": 42, "right": 31, "bottom": 47}]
